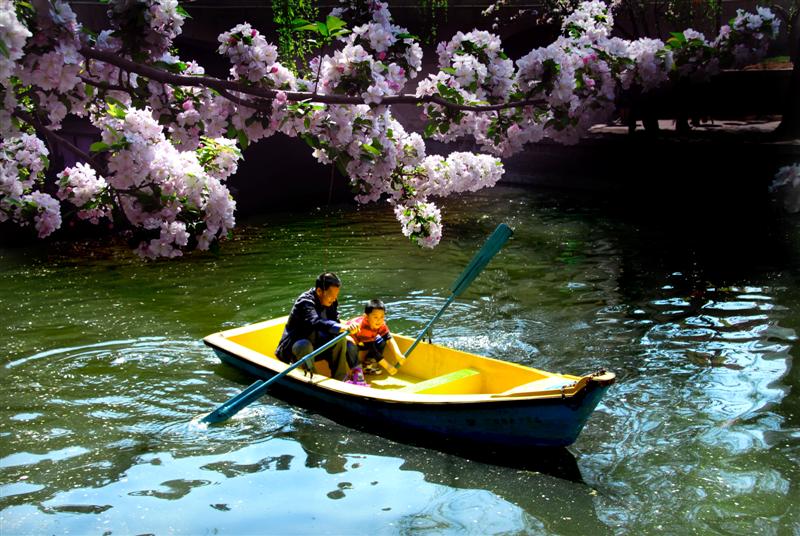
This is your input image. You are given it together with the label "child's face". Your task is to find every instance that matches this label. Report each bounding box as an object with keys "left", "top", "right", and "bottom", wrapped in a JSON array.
[{"left": 366, "top": 310, "right": 385, "bottom": 330}]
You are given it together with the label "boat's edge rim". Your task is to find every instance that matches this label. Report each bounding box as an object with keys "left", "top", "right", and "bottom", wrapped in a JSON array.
[{"left": 203, "top": 332, "right": 614, "bottom": 405}]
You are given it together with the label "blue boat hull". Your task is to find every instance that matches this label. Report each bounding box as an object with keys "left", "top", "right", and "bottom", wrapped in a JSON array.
[{"left": 209, "top": 346, "right": 610, "bottom": 450}]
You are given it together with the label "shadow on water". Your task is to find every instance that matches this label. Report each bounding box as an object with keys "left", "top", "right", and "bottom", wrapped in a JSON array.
[{"left": 278, "top": 414, "right": 609, "bottom": 535}]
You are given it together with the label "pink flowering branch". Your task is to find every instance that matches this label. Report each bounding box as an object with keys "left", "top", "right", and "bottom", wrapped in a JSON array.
[
  {"left": 80, "top": 46, "right": 545, "bottom": 113},
  {"left": 13, "top": 109, "right": 100, "bottom": 169}
]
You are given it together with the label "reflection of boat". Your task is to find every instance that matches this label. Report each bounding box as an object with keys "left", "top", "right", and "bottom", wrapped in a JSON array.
[
  {"left": 282, "top": 422, "right": 610, "bottom": 535},
  {"left": 204, "top": 316, "right": 615, "bottom": 450}
]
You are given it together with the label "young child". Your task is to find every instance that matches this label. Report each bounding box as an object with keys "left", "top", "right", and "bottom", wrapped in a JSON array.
[{"left": 349, "top": 299, "right": 403, "bottom": 376}]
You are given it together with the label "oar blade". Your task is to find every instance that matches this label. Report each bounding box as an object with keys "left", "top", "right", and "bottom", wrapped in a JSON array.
[
  {"left": 450, "top": 223, "right": 513, "bottom": 297},
  {"left": 202, "top": 379, "right": 265, "bottom": 424},
  {"left": 201, "top": 331, "right": 348, "bottom": 424}
]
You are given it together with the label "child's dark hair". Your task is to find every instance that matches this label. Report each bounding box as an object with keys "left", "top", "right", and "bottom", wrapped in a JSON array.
[
  {"left": 316, "top": 272, "right": 341, "bottom": 290},
  {"left": 365, "top": 299, "right": 385, "bottom": 314}
]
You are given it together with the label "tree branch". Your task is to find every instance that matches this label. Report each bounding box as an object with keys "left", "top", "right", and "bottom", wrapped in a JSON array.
[
  {"left": 80, "top": 46, "right": 545, "bottom": 113},
  {"left": 14, "top": 110, "right": 100, "bottom": 170}
]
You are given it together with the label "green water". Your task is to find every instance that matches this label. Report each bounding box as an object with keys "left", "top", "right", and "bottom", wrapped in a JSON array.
[{"left": 1, "top": 185, "right": 799, "bottom": 535}]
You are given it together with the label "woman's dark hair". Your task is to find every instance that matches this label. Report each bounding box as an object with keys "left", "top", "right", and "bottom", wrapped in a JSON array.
[
  {"left": 315, "top": 272, "right": 341, "bottom": 291},
  {"left": 365, "top": 299, "right": 386, "bottom": 314}
]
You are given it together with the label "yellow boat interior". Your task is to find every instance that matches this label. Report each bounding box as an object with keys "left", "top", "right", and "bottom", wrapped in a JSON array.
[{"left": 205, "top": 317, "right": 613, "bottom": 401}]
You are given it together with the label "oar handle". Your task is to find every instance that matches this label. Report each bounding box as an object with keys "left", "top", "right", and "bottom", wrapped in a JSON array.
[
  {"left": 403, "top": 294, "right": 455, "bottom": 358},
  {"left": 400, "top": 223, "right": 513, "bottom": 363},
  {"left": 202, "top": 331, "right": 348, "bottom": 424}
]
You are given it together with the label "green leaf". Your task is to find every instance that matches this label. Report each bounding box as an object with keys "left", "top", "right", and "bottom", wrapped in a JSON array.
[
  {"left": 316, "top": 21, "right": 329, "bottom": 37},
  {"left": 89, "top": 141, "right": 111, "bottom": 153},
  {"left": 0, "top": 39, "right": 9, "bottom": 59},
  {"left": 291, "top": 18, "right": 311, "bottom": 28},
  {"left": 441, "top": 67, "right": 457, "bottom": 75},
  {"left": 295, "top": 22, "right": 320, "bottom": 33},
  {"left": 361, "top": 143, "right": 381, "bottom": 156},
  {"left": 670, "top": 31, "right": 686, "bottom": 43},
  {"left": 106, "top": 103, "right": 126, "bottom": 120},
  {"left": 326, "top": 16, "right": 346, "bottom": 32},
  {"left": 176, "top": 4, "right": 191, "bottom": 19},
  {"left": 423, "top": 122, "right": 437, "bottom": 138},
  {"left": 300, "top": 133, "right": 320, "bottom": 149},
  {"left": 237, "top": 130, "right": 249, "bottom": 150}
]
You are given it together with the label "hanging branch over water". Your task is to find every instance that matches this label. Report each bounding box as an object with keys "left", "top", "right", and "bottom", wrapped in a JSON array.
[{"left": 0, "top": 0, "right": 785, "bottom": 258}]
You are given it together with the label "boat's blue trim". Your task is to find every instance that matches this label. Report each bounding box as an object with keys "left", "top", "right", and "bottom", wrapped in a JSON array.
[{"left": 208, "top": 344, "right": 608, "bottom": 449}]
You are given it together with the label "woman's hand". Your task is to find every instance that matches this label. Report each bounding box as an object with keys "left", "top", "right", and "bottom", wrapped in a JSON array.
[{"left": 341, "top": 321, "right": 360, "bottom": 335}]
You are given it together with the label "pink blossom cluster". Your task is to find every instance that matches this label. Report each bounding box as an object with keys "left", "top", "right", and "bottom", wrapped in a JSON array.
[
  {"left": 414, "top": 152, "right": 505, "bottom": 199},
  {"left": 0, "top": 134, "right": 61, "bottom": 238},
  {"left": 394, "top": 201, "right": 442, "bottom": 249},
  {"left": 314, "top": 1, "right": 422, "bottom": 104},
  {"left": 10, "top": 1, "right": 86, "bottom": 131},
  {"left": 0, "top": 1, "right": 31, "bottom": 81},
  {"left": 427, "top": 1, "right": 779, "bottom": 155},
  {"left": 97, "top": 105, "right": 237, "bottom": 258},
  {"left": 416, "top": 30, "right": 515, "bottom": 149},
  {"left": 107, "top": 0, "right": 185, "bottom": 58},
  {"left": 440, "top": 30, "right": 514, "bottom": 98},
  {"left": 0, "top": 0, "right": 786, "bottom": 256},
  {"left": 56, "top": 163, "right": 114, "bottom": 224},
  {"left": 714, "top": 7, "right": 780, "bottom": 68},
  {"left": 390, "top": 152, "right": 503, "bottom": 247},
  {"left": 27, "top": 191, "right": 62, "bottom": 238},
  {"left": 218, "top": 24, "right": 287, "bottom": 86},
  {"left": 668, "top": 29, "right": 719, "bottom": 82},
  {"left": 561, "top": 0, "right": 614, "bottom": 40},
  {"left": 196, "top": 137, "right": 242, "bottom": 181}
]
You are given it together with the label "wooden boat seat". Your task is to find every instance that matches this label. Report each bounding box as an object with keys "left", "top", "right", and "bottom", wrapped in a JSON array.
[
  {"left": 399, "top": 368, "right": 481, "bottom": 395},
  {"left": 497, "top": 376, "right": 577, "bottom": 397}
]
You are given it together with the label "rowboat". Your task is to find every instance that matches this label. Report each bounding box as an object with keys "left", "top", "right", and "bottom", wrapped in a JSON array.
[{"left": 203, "top": 316, "right": 615, "bottom": 450}]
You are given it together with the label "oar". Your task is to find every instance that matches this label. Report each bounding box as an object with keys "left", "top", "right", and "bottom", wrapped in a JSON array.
[
  {"left": 201, "top": 331, "right": 348, "bottom": 424},
  {"left": 400, "top": 223, "right": 513, "bottom": 361}
]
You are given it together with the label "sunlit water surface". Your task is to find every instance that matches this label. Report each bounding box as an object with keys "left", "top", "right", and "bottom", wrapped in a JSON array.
[{"left": 1, "top": 186, "right": 799, "bottom": 535}]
